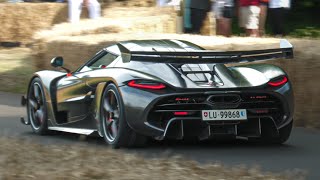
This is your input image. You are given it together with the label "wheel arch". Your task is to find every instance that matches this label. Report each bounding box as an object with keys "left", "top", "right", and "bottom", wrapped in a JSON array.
[
  {"left": 93, "top": 80, "right": 122, "bottom": 137},
  {"left": 26, "top": 75, "right": 41, "bottom": 96},
  {"left": 93, "top": 80, "right": 148, "bottom": 147},
  {"left": 27, "top": 71, "right": 66, "bottom": 126},
  {"left": 91, "top": 69, "right": 161, "bottom": 137}
]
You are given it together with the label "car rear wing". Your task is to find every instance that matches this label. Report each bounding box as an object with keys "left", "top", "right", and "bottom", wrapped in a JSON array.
[{"left": 117, "top": 39, "right": 293, "bottom": 64}]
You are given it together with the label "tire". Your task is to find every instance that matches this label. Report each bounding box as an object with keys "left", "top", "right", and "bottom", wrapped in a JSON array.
[
  {"left": 272, "top": 120, "right": 293, "bottom": 144},
  {"left": 100, "top": 83, "right": 146, "bottom": 148},
  {"left": 27, "top": 77, "right": 48, "bottom": 135},
  {"left": 249, "top": 120, "right": 293, "bottom": 144}
]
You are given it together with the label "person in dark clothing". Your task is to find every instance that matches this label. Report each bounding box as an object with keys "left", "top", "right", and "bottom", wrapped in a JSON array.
[
  {"left": 269, "top": 0, "right": 291, "bottom": 36},
  {"left": 269, "top": 8, "right": 288, "bottom": 36},
  {"left": 182, "top": 0, "right": 193, "bottom": 33},
  {"left": 189, "top": 0, "right": 211, "bottom": 34}
]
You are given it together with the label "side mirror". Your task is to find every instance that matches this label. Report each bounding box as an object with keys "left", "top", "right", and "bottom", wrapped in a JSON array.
[
  {"left": 51, "top": 56, "right": 64, "bottom": 68},
  {"left": 50, "top": 56, "right": 71, "bottom": 74}
]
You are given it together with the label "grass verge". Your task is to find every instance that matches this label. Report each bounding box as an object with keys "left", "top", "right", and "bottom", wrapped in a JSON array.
[
  {"left": 0, "top": 137, "right": 306, "bottom": 179},
  {"left": 0, "top": 48, "right": 33, "bottom": 93}
]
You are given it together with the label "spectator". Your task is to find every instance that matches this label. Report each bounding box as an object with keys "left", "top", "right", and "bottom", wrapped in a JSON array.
[
  {"left": 238, "top": 0, "right": 260, "bottom": 37},
  {"left": 269, "top": 0, "right": 291, "bottom": 36},
  {"left": 166, "top": 0, "right": 184, "bottom": 33},
  {"left": 259, "top": 0, "right": 268, "bottom": 36},
  {"left": 182, "top": 0, "right": 193, "bottom": 33},
  {"left": 189, "top": 0, "right": 211, "bottom": 34},
  {"left": 213, "top": 0, "right": 234, "bottom": 37},
  {"left": 68, "top": 0, "right": 101, "bottom": 23}
]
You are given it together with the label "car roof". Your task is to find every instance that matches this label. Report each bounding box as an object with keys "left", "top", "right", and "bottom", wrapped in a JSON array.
[{"left": 105, "top": 39, "right": 204, "bottom": 55}]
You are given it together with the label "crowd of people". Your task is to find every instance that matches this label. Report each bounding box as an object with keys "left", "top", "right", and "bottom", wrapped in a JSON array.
[
  {"left": 165, "top": 0, "right": 291, "bottom": 37},
  {"left": 220, "top": 0, "right": 290, "bottom": 37},
  {"left": 66, "top": 0, "right": 290, "bottom": 37},
  {"left": 67, "top": 0, "right": 101, "bottom": 23}
]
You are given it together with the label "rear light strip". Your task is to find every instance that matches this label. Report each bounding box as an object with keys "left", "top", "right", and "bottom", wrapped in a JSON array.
[
  {"left": 174, "top": 111, "right": 189, "bottom": 116},
  {"left": 128, "top": 80, "right": 166, "bottom": 90},
  {"left": 268, "top": 76, "right": 288, "bottom": 87}
]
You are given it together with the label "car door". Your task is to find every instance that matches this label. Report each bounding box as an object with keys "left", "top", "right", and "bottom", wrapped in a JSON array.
[{"left": 55, "top": 51, "right": 118, "bottom": 124}]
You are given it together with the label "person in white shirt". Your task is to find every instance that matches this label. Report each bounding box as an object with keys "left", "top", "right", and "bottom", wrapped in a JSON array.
[
  {"left": 268, "top": 0, "right": 291, "bottom": 36},
  {"left": 68, "top": 0, "right": 101, "bottom": 23}
]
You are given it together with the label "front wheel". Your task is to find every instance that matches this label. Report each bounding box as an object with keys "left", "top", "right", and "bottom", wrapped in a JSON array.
[
  {"left": 100, "top": 83, "right": 146, "bottom": 148},
  {"left": 27, "top": 78, "right": 48, "bottom": 135}
]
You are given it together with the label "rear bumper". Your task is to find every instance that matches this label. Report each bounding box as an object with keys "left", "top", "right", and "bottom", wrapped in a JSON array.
[
  {"left": 150, "top": 116, "right": 292, "bottom": 140},
  {"left": 120, "top": 82, "right": 294, "bottom": 140}
]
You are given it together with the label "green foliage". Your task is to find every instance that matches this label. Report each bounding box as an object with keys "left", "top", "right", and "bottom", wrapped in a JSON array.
[
  {"left": 231, "top": 1, "right": 320, "bottom": 38},
  {"left": 291, "top": 27, "right": 320, "bottom": 38},
  {"left": 293, "top": 0, "right": 320, "bottom": 9},
  {"left": 286, "top": 4, "right": 320, "bottom": 38}
]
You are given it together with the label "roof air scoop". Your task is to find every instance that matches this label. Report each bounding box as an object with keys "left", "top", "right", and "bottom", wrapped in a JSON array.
[{"left": 117, "top": 43, "right": 132, "bottom": 63}]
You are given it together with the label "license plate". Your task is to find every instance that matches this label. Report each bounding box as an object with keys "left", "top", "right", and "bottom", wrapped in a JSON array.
[{"left": 202, "top": 109, "right": 247, "bottom": 121}]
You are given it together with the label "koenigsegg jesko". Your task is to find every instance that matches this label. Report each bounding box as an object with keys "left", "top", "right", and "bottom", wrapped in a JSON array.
[{"left": 21, "top": 39, "right": 294, "bottom": 148}]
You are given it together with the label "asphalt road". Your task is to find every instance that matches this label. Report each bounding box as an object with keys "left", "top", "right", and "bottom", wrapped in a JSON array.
[{"left": 0, "top": 91, "right": 319, "bottom": 179}]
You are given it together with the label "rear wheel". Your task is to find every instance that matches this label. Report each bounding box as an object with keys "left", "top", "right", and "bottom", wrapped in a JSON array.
[
  {"left": 27, "top": 78, "right": 48, "bottom": 135},
  {"left": 100, "top": 83, "right": 146, "bottom": 148},
  {"left": 249, "top": 120, "right": 293, "bottom": 144},
  {"left": 272, "top": 120, "right": 293, "bottom": 144}
]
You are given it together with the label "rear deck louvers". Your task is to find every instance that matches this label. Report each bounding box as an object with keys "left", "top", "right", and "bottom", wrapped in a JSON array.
[{"left": 175, "top": 64, "right": 223, "bottom": 86}]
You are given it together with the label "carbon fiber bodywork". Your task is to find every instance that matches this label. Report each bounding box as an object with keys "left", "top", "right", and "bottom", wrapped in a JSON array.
[{"left": 23, "top": 39, "right": 294, "bottom": 142}]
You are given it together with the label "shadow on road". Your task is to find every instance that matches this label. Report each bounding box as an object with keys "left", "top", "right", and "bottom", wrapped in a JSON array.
[
  {"left": 17, "top": 130, "right": 299, "bottom": 155},
  {"left": 2, "top": 123, "right": 316, "bottom": 178}
]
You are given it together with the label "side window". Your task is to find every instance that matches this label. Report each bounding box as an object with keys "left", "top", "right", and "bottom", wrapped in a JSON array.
[
  {"left": 79, "top": 53, "right": 118, "bottom": 73},
  {"left": 89, "top": 53, "right": 118, "bottom": 69}
]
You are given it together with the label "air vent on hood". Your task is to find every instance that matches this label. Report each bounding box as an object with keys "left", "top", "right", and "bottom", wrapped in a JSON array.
[{"left": 174, "top": 64, "right": 224, "bottom": 86}]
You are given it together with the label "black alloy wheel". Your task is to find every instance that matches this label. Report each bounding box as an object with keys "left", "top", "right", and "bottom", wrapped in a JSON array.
[
  {"left": 27, "top": 78, "right": 48, "bottom": 134},
  {"left": 102, "top": 88, "right": 120, "bottom": 143},
  {"left": 101, "top": 83, "right": 147, "bottom": 148}
]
